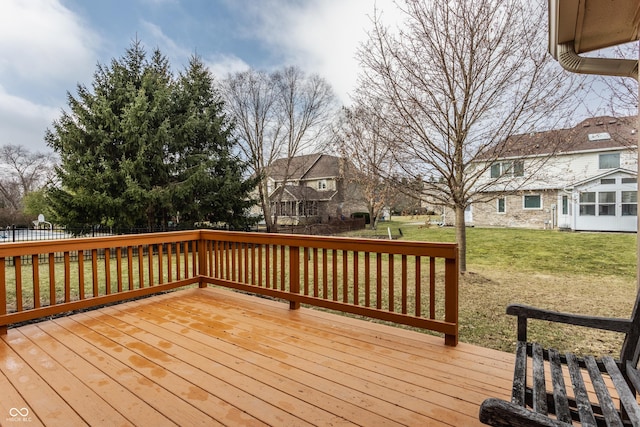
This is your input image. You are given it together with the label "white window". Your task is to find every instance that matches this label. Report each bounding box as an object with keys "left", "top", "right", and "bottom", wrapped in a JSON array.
[
  {"left": 599, "top": 153, "right": 620, "bottom": 169},
  {"left": 489, "top": 160, "right": 524, "bottom": 178},
  {"left": 497, "top": 198, "right": 506, "bottom": 213},
  {"left": 598, "top": 192, "right": 616, "bottom": 216},
  {"left": 581, "top": 191, "right": 620, "bottom": 216},
  {"left": 579, "top": 192, "right": 596, "bottom": 216},
  {"left": 622, "top": 191, "right": 637, "bottom": 216},
  {"left": 561, "top": 195, "right": 569, "bottom": 215},
  {"left": 512, "top": 161, "right": 524, "bottom": 177},
  {"left": 523, "top": 195, "right": 541, "bottom": 209}
]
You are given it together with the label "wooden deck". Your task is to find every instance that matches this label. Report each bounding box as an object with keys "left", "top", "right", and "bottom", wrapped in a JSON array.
[{"left": 0, "top": 287, "right": 514, "bottom": 426}]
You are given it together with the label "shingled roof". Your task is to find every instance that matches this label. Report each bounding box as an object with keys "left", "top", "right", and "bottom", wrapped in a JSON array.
[
  {"left": 480, "top": 116, "right": 637, "bottom": 160},
  {"left": 274, "top": 185, "right": 338, "bottom": 202},
  {"left": 268, "top": 154, "right": 342, "bottom": 182}
]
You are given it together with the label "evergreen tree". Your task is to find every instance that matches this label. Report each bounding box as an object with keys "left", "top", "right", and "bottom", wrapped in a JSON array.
[
  {"left": 45, "top": 41, "right": 257, "bottom": 229},
  {"left": 169, "top": 56, "right": 258, "bottom": 229}
]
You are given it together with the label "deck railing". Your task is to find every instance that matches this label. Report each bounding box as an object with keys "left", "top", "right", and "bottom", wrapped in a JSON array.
[{"left": 0, "top": 230, "right": 459, "bottom": 345}]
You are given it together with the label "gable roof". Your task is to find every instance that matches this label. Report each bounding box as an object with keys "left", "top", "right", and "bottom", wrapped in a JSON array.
[
  {"left": 273, "top": 185, "right": 338, "bottom": 202},
  {"left": 481, "top": 116, "right": 637, "bottom": 160},
  {"left": 569, "top": 168, "right": 637, "bottom": 189},
  {"left": 268, "top": 154, "right": 342, "bottom": 182}
]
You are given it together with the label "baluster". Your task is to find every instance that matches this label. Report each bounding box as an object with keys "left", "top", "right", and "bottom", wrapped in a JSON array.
[
  {"left": 14, "top": 256, "right": 22, "bottom": 312},
  {"left": 104, "top": 248, "right": 111, "bottom": 295},
  {"left": 313, "top": 248, "right": 319, "bottom": 298},
  {"left": 32, "top": 255, "right": 40, "bottom": 309},
  {"left": 78, "top": 250, "right": 85, "bottom": 299},
  {"left": 64, "top": 251, "right": 71, "bottom": 301},
  {"left": 401, "top": 255, "right": 408, "bottom": 314},
  {"left": 116, "top": 247, "right": 123, "bottom": 291},
  {"left": 138, "top": 245, "right": 144, "bottom": 288},
  {"left": 364, "top": 252, "right": 370, "bottom": 307},
  {"left": 148, "top": 244, "right": 154, "bottom": 286},
  {"left": 353, "top": 251, "right": 359, "bottom": 306},
  {"left": 127, "top": 247, "right": 134, "bottom": 290},
  {"left": 388, "top": 254, "right": 394, "bottom": 312},
  {"left": 415, "top": 256, "right": 421, "bottom": 317},
  {"left": 91, "top": 249, "right": 98, "bottom": 297}
]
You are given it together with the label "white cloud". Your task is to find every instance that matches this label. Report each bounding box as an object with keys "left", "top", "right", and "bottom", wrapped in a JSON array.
[
  {"left": 280, "top": 1, "right": 372, "bottom": 103},
  {"left": 235, "top": 0, "right": 402, "bottom": 105},
  {"left": 205, "top": 54, "right": 250, "bottom": 81},
  {"left": 0, "top": 0, "right": 99, "bottom": 86},
  {"left": 139, "top": 20, "right": 250, "bottom": 81},
  {"left": 141, "top": 20, "right": 192, "bottom": 63},
  {"left": 0, "top": 0, "right": 100, "bottom": 151},
  {"left": 0, "top": 85, "right": 58, "bottom": 151}
]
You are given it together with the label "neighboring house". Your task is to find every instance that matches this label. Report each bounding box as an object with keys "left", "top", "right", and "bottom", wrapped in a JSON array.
[
  {"left": 470, "top": 116, "right": 638, "bottom": 231},
  {"left": 265, "top": 154, "right": 367, "bottom": 225}
]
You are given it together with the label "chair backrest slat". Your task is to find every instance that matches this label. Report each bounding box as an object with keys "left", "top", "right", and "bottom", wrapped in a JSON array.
[{"left": 620, "top": 290, "right": 640, "bottom": 368}]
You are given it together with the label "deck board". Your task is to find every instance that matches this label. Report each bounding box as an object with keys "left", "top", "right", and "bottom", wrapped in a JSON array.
[{"left": 0, "top": 287, "right": 514, "bottom": 426}]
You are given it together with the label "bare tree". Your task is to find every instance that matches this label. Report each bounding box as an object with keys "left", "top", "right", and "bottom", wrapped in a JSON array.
[
  {"left": 222, "top": 66, "right": 336, "bottom": 232},
  {"left": 356, "top": 0, "right": 583, "bottom": 272},
  {"left": 597, "top": 43, "right": 639, "bottom": 116},
  {"left": 222, "top": 69, "right": 280, "bottom": 231},
  {"left": 0, "top": 144, "right": 54, "bottom": 225},
  {"left": 335, "top": 106, "right": 398, "bottom": 229}
]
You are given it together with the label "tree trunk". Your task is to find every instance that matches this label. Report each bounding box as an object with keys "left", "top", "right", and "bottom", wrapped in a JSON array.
[
  {"left": 368, "top": 206, "right": 377, "bottom": 230},
  {"left": 455, "top": 205, "right": 467, "bottom": 273},
  {"left": 258, "top": 183, "right": 274, "bottom": 233}
]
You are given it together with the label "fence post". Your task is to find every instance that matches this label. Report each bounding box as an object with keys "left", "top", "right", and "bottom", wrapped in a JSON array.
[
  {"left": 0, "top": 258, "right": 6, "bottom": 335},
  {"left": 444, "top": 253, "right": 459, "bottom": 346},
  {"left": 289, "top": 246, "right": 300, "bottom": 310},
  {"left": 198, "top": 232, "right": 207, "bottom": 288}
]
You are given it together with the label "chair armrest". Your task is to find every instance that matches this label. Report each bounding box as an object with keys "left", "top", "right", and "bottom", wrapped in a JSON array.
[
  {"left": 507, "top": 304, "right": 631, "bottom": 342},
  {"left": 479, "top": 398, "right": 570, "bottom": 427}
]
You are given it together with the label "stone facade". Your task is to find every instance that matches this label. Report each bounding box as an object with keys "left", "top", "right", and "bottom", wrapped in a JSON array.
[{"left": 471, "top": 190, "right": 559, "bottom": 229}]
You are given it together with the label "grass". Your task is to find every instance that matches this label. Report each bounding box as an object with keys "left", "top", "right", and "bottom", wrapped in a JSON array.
[
  {"left": 370, "top": 216, "right": 638, "bottom": 278},
  {"left": 345, "top": 216, "right": 637, "bottom": 357}
]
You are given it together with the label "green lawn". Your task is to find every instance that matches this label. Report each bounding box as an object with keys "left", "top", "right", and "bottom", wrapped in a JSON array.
[
  {"left": 345, "top": 216, "right": 637, "bottom": 356},
  {"left": 369, "top": 216, "right": 637, "bottom": 278}
]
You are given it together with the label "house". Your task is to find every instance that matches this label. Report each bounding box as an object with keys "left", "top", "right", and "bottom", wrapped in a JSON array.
[
  {"left": 469, "top": 116, "right": 638, "bottom": 231},
  {"left": 266, "top": 153, "right": 368, "bottom": 225}
]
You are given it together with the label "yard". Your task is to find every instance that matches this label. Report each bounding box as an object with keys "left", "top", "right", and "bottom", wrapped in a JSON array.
[{"left": 345, "top": 216, "right": 638, "bottom": 357}]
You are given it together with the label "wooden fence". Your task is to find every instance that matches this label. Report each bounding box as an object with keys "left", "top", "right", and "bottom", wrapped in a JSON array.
[{"left": 0, "top": 230, "right": 459, "bottom": 345}]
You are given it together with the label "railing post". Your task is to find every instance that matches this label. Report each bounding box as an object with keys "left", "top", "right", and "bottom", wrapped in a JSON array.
[
  {"left": 198, "top": 232, "right": 207, "bottom": 288},
  {"left": 444, "top": 254, "right": 459, "bottom": 346},
  {"left": 0, "top": 258, "right": 6, "bottom": 335},
  {"left": 289, "top": 246, "right": 300, "bottom": 310}
]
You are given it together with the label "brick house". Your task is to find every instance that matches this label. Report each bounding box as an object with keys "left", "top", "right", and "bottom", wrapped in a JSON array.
[
  {"left": 265, "top": 154, "right": 368, "bottom": 225},
  {"left": 469, "top": 116, "right": 638, "bottom": 231}
]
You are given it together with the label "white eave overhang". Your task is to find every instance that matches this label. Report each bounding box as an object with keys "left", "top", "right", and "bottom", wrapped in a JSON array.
[{"left": 548, "top": 0, "right": 640, "bottom": 78}]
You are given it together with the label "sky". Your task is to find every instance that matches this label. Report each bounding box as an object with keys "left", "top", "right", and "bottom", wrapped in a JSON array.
[
  {"left": 0, "top": 0, "right": 401, "bottom": 153},
  {"left": 0, "top": 0, "right": 633, "bottom": 154}
]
